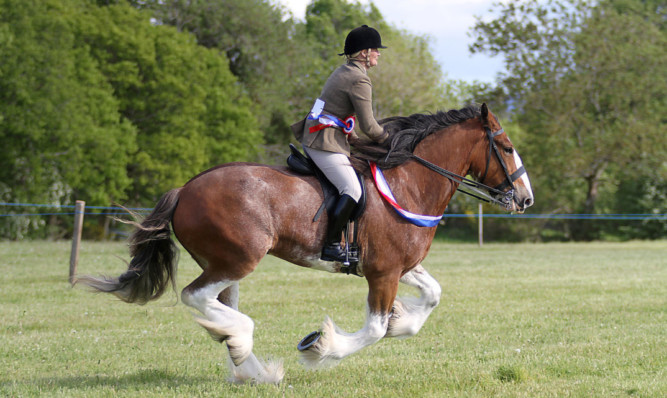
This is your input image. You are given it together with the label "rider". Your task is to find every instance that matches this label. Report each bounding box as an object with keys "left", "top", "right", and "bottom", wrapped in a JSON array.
[{"left": 293, "top": 25, "right": 389, "bottom": 263}]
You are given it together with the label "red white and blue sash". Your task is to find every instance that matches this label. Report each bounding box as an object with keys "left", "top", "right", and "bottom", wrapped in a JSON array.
[
  {"left": 308, "top": 99, "right": 355, "bottom": 135},
  {"left": 370, "top": 162, "right": 442, "bottom": 227}
]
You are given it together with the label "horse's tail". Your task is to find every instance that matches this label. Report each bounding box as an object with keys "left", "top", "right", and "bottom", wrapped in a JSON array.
[{"left": 76, "top": 188, "right": 182, "bottom": 305}]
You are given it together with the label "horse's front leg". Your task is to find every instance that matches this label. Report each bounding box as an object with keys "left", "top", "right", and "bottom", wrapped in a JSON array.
[
  {"left": 386, "top": 263, "right": 441, "bottom": 338},
  {"left": 297, "top": 272, "right": 400, "bottom": 369}
]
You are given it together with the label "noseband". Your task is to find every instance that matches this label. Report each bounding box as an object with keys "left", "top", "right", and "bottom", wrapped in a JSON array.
[
  {"left": 480, "top": 127, "right": 526, "bottom": 192},
  {"left": 410, "top": 126, "right": 527, "bottom": 210}
]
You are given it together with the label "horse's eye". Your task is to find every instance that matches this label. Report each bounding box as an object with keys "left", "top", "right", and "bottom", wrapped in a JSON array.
[{"left": 504, "top": 147, "right": 514, "bottom": 155}]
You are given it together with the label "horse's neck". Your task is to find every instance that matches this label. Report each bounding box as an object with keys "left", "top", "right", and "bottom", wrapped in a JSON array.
[
  {"left": 382, "top": 124, "right": 480, "bottom": 216},
  {"left": 416, "top": 124, "right": 478, "bottom": 175}
]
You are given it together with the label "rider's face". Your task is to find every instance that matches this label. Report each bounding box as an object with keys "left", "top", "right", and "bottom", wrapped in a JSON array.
[{"left": 367, "top": 48, "right": 381, "bottom": 68}]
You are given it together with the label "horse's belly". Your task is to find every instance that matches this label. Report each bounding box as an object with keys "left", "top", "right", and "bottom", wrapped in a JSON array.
[{"left": 173, "top": 164, "right": 326, "bottom": 269}]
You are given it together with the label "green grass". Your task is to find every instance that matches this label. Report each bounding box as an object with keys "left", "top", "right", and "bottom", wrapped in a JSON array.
[{"left": 1, "top": 240, "right": 665, "bottom": 397}]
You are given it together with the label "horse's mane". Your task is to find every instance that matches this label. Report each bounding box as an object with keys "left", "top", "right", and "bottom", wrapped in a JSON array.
[{"left": 351, "top": 104, "right": 481, "bottom": 172}]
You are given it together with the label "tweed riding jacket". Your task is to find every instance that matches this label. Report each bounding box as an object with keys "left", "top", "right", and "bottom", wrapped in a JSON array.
[{"left": 295, "top": 61, "right": 388, "bottom": 156}]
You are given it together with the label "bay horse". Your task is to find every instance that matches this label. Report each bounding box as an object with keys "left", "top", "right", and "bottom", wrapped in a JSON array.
[{"left": 76, "top": 103, "right": 533, "bottom": 384}]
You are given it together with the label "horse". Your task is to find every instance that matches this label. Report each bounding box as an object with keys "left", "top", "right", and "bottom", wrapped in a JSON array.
[{"left": 76, "top": 103, "right": 534, "bottom": 384}]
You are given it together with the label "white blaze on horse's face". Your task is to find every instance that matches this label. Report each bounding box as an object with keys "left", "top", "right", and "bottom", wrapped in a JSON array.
[{"left": 512, "top": 149, "right": 534, "bottom": 210}]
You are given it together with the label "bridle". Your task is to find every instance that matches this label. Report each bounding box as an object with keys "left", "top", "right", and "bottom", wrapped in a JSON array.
[{"left": 410, "top": 126, "right": 527, "bottom": 210}]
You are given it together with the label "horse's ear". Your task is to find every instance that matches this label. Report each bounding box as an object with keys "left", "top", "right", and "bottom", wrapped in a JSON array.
[{"left": 481, "top": 103, "right": 488, "bottom": 120}]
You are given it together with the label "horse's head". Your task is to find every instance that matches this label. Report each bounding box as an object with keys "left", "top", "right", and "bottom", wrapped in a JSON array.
[
  {"left": 471, "top": 104, "right": 534, "bottom": 213},
  {"left": 352, "top": 103, "right": 534, "bottom": 213}
]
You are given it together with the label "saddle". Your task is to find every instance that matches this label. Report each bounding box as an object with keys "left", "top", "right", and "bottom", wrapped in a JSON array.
[{"left": 286, "top": 144, "right": 366, "bottom": 275}]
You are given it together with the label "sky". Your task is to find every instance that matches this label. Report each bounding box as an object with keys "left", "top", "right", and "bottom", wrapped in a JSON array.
[{"left": 275, "top": 0, "right": 506, "bottom": 83}]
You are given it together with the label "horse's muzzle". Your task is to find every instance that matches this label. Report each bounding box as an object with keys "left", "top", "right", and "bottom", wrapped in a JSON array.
[{"left": 512, "top": 188, "right": 534, "bottom": 213}]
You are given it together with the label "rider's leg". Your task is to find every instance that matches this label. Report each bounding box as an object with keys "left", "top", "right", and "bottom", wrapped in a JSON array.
[
  {"left": 321, "top": 194, "right": 357, "bottom": 262},
  {"left": 303, "top": 147, "right": 361, "bottom": 262}
]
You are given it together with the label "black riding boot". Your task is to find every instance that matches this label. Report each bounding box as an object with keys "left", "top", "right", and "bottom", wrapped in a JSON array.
[{"left": 321, "top": 194, "right": 358, "bottom": 263}]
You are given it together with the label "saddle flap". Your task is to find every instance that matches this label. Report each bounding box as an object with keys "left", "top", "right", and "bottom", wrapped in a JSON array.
[
  {"left": 287, "top": 144, "right": 314, "bottom": 175},
  {"left": 349, "top": 173, "right": 366, "bottom": 222},
  {"left": 285, "top": 144, "right": 366, "bottom": 222}
]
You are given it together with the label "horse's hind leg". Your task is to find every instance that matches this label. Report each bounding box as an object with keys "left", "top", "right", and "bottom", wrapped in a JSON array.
[
  {"left": 181, "top": 276, "right": 283, "bottom": 384},
  {"left": 181, "top": 278, "right": 253, "bottom": 364},
  {"left": 217, "top": 282, "right": 284, "bottom": 384},
  {"left": 386, "top": 264, "right": 441, "bottom": 338}
]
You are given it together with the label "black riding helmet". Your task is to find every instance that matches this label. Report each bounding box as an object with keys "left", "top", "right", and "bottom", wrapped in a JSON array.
[{"left": 339, "top": 25, "right": 387, "bottom": 56}]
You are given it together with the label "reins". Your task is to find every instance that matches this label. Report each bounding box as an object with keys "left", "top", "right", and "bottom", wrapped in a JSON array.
[
  {"left": 410, "top": 154, "right": 514, "bottom": 209},
  {"left": 409, "top": 126, "right": 525, "bottom": 211}
]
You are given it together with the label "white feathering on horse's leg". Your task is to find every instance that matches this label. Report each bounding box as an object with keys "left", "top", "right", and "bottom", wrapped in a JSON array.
[
  {"left": 386, "top": 264, "right": 441, "bottom": 339},
  {"left": 298, "top": 316, "right": 343, "bottom": 369},
  {"left": 194, "top": 315, "right": 255, "bottom": 366},
  {"left": 182, "top": 280, "right": 257, "bottom": 367},
  {"left": 299, "top": 311, "right": 388, "bottom": 368},
  {"left": 386, "top": 296, "right": 425, "bottom": 338},
  {"left": 228, "top": 353, "right": 284, "bottom": 384}
]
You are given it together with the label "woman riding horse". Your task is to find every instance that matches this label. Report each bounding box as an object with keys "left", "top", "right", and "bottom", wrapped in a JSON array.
[
  {"left": 77, "top": 102, "right": 534, "bottom": 384},
  {"left": 293, "top": 25, "right": 389, "bottom": 264}
]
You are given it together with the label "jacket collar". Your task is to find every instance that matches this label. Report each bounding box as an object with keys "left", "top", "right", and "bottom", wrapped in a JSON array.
[{"left": 347, "top": 60, "right": 368, "bottom": 75}]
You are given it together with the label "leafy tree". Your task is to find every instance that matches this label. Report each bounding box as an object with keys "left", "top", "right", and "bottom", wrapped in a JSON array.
[
  {"left": 139, "top": 0, "right": 459, "bottom": 163},
  {"left": 73, "top": 1, "right": 262, "bottom": 202},
  {"left": 0, "top": 0, "right": 136, "bottom": 238},
  {"left": 138, "top": 0, "right": 298, "bottom": 147},
  {"left": 0, "top": 0, "right": 262, "bottom": 238},
  {"left": 611, "top": 165, "right": 666, "bottom": 239},
  {"left": 470, "top": 0, "right": 666, "bottom": 240},
  {"left": 372, "top": 29, "right": 458, "bottom": 118}
]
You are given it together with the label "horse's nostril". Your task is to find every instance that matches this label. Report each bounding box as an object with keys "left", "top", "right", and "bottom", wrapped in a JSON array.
[{"left": 524, "top": 198, "right": 533, "bottom": 207}]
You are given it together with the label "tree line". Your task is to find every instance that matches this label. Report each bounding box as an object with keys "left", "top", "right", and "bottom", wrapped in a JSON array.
[
  {"left": 469, "top": 0, "right": 665, "bottom": 240},
  {"left": 0, "top": 0, "right": 664, "bottom": 240}
]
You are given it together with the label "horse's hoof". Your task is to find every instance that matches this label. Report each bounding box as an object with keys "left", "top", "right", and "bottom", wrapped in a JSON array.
[{"left": 297, "top": 331, "right": 321, "bottom": 351}]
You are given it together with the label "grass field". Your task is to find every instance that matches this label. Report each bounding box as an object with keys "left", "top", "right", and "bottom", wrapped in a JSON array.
[{"left": 1, "top": 240, "right": 665, "bottom": 397}]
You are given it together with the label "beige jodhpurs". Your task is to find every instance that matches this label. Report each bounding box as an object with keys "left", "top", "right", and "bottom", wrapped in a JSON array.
[{"left": 304, "top": 146, "right": 362, "bottom": 202}]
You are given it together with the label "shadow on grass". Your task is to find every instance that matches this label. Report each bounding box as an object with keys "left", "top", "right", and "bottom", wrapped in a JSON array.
[{"left": 3, "top": 368, "right": 216, "bottom": 392}]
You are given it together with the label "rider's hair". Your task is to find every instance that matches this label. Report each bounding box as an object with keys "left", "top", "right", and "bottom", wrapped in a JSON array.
[{"left": 346, "top": 49, "right": 373, "bottom": 68}]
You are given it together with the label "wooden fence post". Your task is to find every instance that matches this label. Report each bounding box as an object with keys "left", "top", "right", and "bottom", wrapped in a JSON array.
[{"left": 69, "top": 200, "right": 85, "bottom": 285}]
